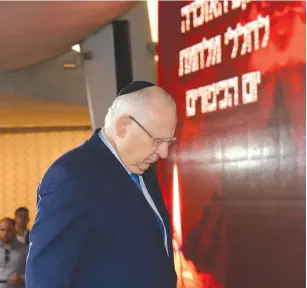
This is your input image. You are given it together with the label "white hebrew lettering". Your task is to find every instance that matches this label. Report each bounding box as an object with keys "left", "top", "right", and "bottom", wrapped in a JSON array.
[{"left": 242, "top": 71, "right": 261, "bottom": 104}]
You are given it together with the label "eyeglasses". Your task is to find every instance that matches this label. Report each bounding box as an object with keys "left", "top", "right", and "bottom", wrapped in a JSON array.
[
  {"left": 129, "top": 116, "right": 176, "bottom": 147},
  {"left": 4, "top": 249, "right": 10, "bottom": 264}
]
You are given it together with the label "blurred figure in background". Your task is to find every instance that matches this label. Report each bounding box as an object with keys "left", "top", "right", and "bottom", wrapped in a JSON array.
[
  {"left": 14, "top": 208, "right": 29, "bottom": 245},
  {"left": 0, "top": 218, "right": 28, "bottom": 288}
]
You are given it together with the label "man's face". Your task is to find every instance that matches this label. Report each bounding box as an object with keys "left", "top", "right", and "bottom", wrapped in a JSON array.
[
  {"left": 15, "top": 211, "right": 29, "bottom": 229},
  {"left": 0, "top": 220, "right": 16, "bottom": 244},
  {"left": 116, "top": 97, "right": 177, "bottom": 174}
]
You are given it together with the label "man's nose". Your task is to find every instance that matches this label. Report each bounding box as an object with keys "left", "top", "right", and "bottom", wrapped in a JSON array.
[{"left": 156, "top": 142, "right": 169, "bottom": 159}]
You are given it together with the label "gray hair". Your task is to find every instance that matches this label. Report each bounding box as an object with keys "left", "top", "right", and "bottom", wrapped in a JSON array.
[{"left": 104, "top": 86, "right": 174, "bottom": 131}]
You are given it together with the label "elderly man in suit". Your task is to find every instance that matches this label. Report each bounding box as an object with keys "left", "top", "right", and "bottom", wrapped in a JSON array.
[{"left": 26, "top": 81, "right": 178, "bottom": 288}]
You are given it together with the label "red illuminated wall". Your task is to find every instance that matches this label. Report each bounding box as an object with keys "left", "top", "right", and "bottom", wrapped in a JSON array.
[{"left": 158, "top": 1, "right": 306, "bottom": 288}]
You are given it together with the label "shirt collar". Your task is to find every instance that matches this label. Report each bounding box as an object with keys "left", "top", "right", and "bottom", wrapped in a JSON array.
[
  {"left": 0, "top": 240, "right": 19, "bottom": 250},
  {"left": 98, "top": 128, "right": 131, "bottom": 175}
]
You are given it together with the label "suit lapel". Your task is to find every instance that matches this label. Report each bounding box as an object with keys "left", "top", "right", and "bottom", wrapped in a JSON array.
[
  {"left": 142, "top": 171, "right": 167, "bottom": 223},
  {"left": 142, "top": 170, "right": 175, "bottom": 261}
]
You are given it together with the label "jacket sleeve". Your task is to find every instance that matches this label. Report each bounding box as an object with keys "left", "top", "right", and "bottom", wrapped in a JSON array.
[{"left": 26, "top": 164, "right": 90, "bottom": 288}]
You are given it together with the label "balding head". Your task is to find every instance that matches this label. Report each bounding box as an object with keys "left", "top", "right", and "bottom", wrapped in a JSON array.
[{"left": 104, "top": 85, "right": 177, "bottom": 174}]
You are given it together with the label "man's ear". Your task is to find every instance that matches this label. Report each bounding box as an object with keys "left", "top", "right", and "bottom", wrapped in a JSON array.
[{"left": 115, "top": 115, "right": 132, "bottom": 138}]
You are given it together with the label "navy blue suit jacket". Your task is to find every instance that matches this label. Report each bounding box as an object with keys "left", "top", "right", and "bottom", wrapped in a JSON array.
[{"left": 26, "top": 129, "right": 177, "bottom": 288}]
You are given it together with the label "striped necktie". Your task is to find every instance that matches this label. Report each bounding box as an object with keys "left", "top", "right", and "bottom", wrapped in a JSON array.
[{"left": 130, "top": 173, "right": 165, "bottom": 242}]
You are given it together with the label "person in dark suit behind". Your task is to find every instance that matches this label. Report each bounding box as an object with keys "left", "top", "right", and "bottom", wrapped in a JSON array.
[
  {"left": 14, "top": 207, "right": 30, "bottom": 245},
  {"left": 26, "top": 81, "right": 178, "bottom": 288}
]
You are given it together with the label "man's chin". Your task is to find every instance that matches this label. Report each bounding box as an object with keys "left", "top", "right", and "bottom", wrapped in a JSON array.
[{"left": 134, "top": 163, "right": 150, "bottom": 174}]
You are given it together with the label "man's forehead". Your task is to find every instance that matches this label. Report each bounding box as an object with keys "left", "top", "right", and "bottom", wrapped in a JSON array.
[{"left": 0, "top": 220, "right": 14, "bottom": 228}]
